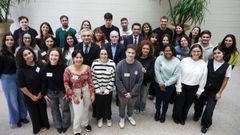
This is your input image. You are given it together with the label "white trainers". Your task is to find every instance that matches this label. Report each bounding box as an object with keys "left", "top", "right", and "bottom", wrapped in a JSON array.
[
  {"left": 128, "top": 116, "right": 136, "bottom": 126},
  {"left": 119, "top": 118, "right": 125, "bottom": 129},
  {"left": 97, "top": 118, "right": 103, "bottom": 128},
  {"left": 107, "top": 119, "right": 112, "bottom": 127},
  {"left": 134, "top": 109, "right": 139, "bottom": 114}
]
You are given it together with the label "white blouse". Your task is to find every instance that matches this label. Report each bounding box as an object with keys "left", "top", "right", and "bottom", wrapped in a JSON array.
[{"left": 176, "top": 57, "right": 208, "bottom": 95}]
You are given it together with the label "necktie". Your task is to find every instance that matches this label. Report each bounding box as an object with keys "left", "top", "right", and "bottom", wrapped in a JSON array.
[
  {"left": 85, "top": 45, "right": 89, "bottom": 54},
  {"left": 134, "top": 37, "right": 137, "bottom": 45}
]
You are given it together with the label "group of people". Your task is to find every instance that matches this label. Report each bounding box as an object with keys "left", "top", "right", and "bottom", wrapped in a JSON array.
[{"left": 0, "top": 12, "right": 239, "bottom": 135}]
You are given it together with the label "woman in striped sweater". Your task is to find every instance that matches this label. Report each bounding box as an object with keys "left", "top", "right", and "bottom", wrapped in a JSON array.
[{"left": 91, "top": 48, "right": 116, "bottom": 128}]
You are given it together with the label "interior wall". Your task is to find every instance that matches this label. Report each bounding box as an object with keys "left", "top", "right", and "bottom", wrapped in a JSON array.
[{"left": 9, "top": 0, "right": 240, "bottom": 45}]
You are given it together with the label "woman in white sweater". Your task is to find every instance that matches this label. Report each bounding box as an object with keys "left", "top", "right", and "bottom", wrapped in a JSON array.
[{"left": 172, "top": 44, "right": 208, "bottom": 125}]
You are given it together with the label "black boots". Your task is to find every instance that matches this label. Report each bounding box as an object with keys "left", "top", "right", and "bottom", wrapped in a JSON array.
[
  {"left": 160, "top": 113, "right": 166, "bottom": 123},
  {"left": 154, "top": 112, "right": 160, "bottom": 121}
]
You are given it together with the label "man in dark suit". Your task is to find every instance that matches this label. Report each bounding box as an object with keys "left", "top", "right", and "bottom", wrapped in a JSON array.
[
  {"left": 75, "top": 29, "right": 100, "bottom": 66},
  {"left": 105, "top": 30, "right": 125, "bottom": 107},
  {"left": 123, "top": 23, "right": 143, "bottom": 48},
  {"left": 105, "top": 30, "right": 125, "bottom": 65}
]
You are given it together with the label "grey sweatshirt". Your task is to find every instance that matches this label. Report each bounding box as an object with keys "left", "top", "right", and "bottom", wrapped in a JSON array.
[{"left": 116, "top": 59, "right": 144, "bottom": 97}]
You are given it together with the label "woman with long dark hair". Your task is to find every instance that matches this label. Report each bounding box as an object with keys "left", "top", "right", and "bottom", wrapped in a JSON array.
[
  {"left": 15, "top": 31, "right": 40, "bottom": 59},
  {"left": 194, "top": 46, "right": 232, "bottom": 133},
  {"left": 63, "top": 33, "right": 78, "bottom": 66},
  {"left": 38, "top": 34, "right": 57, "bottom": 64},
  {"left": 35, "top": 22, "right": 54, "bottom": 48},
  {"left": 218, "top": 34, "right": 239, "bottom": 69},
  {"left": 175, "top": 35, "right": 190, "bottom": 60},
  {"left": 0, "top": 33, "right": 28, "bottom": 128},
  {"left": 141, "top": 23, "right": 152, "bottom": 40},
  {"left": 172, "top": 24, "right": 187, "bottom": 47},
  {"left": 16, "top": 47, "right": 49, "bottom": 134},
  {"left": 64, "top": 50, "right": 95, "bottom": 135},
  {"left": 189, "top": 26, "right": 201, "bottom": 44}
]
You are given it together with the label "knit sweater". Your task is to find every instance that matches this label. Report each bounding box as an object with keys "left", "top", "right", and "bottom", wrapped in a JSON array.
[
  {"left": 55, "top": 27, "right": 77, "bottom": 48},
  {"left": 91, "top": 59, "right": 116, "bottom": 94},
  {"left": 154, "top": 55, "right": 181, "bottom": 87}
]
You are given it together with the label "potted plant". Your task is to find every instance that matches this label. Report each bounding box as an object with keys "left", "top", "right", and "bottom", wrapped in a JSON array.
[
  {"left": 165, "top": 0, "right": 208, "bottom": 30},
  {"left": 0, "top": 0, "right": 28, "bottom": 47}
]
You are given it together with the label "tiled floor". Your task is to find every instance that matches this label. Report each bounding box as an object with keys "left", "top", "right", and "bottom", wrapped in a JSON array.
[{"left": 0, "top": 66, "right": 239, "bottom": 135}]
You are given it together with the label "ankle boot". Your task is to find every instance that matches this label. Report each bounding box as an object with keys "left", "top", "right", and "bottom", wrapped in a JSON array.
[
  {"left": 154, "top": 112, "right": 160, "bottom": 121},
  {"left": 160, "top": 113, "right": 166, "bottom": 123}
]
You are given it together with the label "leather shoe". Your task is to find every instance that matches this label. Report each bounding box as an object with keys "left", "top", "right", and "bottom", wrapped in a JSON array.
[
  {"left": 62, "top": 127, "right": 69, "bottom": 133},
  {"left": 17, "top": 121, "right": 22, "bottom": 127},
  {"left": 201, "top": 127, "right": 208, "bottom": 133},
  {"left": 57, "top": 128, "right": 62, "bottom": 134},
  {"left": 160, "top": 113, "right": 166, "bottom": 123},
  {"left": 173, "top": 118, "right": 179, "bottom": 124},
  {"left": 193, "top": 115, "right": 200, "bottom": 121},
  {"left": 20, "top": 118, "right": 29, "bottom": 123},
  {"left": 154, "top": 112, "right": 160, "bottom": 121},
  {"left": 180, "top": 121, "right": 185, "bottom": 125}
]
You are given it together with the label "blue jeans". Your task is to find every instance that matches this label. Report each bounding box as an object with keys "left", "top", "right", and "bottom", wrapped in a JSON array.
[
  {"left": 135, "top": 82, "right": 151, "bottom": 111},
  {"left": 1, "top": 74, "right": 28, "bottom": 124}
]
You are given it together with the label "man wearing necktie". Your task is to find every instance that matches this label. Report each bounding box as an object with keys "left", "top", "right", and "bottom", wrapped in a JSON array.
[
  {"left": 84, "top": 44, "right": 89, "bottom": 54},
  {"left": 123, "top": 23, "right": 143, "bottom": 48},
  {"left": 74, "top": 29, "right": 100, "bottom": 66}
]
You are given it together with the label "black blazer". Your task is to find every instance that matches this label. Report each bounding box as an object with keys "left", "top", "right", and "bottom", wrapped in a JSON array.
[
  {"left": 105, "top": 42, "right": 125, "bottom": 64},
  {"left": 123, "top": 35, "right": 144, "bottom": 47},
  {"left": 74, "top": 42, "right": 100, "bottom": 66}
]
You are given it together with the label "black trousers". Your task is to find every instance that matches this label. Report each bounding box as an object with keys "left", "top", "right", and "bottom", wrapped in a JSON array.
[
  {"left": 172, "top": 84, "right": 198, "bottom": 122},
  {"left": 149, "top": 79, "right": 156, "bottom": 96},
  {"left": 95, "top": 92, "right": 112, "bottom": 120},
  {"left": 194, "top": 89, "right": 217, "bottom": 128},
  {"left": 25, "top": 97, "right": 49, "bottom": 134},
  {"left": 155, "top": 84, "right": 175, "bottom": 114}
]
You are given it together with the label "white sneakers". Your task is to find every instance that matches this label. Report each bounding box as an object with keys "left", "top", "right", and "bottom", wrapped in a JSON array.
[
  {"left": 119, "top": 118, "right": 125, "bottom": 129},
  {"left": 107, "top": 120, "right": 112, "bottom": 127},
  {"left": 119, "top": 116, "right": 136, "bottom": 129},
  {"left": 97, "top": 118, "right": 103, "bottom": 128},
  {"left": 127, "top": 116, "right": 136, "bottom": 126},
  {"left": 98, "top": 117, "right": 136, "bottom": 128},
  {"left": 97, "top": 118, "right": 112, "bottom": 127}
]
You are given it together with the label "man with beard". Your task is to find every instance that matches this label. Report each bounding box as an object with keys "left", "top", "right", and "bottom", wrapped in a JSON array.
[{"left": 55, "top": 15, "right": 77, "bottom": 48}]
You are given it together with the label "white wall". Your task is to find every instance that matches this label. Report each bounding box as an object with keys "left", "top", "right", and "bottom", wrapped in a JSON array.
[{"left": 9, "top": 0, "right": 240, "bottom": 45}]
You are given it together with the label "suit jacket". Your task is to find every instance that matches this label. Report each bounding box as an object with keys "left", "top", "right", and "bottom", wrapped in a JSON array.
[
  {"left": 74, "top": 42, "right": 100, "bottom": 66},
  {"left": 123, "top": 35, "right": 143, "bottom": 47},
  {"left": 105, "top": 42, "right": 125, "bottom": 64}
]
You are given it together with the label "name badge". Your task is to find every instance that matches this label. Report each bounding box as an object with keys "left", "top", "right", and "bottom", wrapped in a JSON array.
[
  {"left": 35, "top": 67, "right": 40, "bottom": 73},
  {"left": 134, "top": 71, "right": 138, "bottom": 75},
  {"left": 72, "top": 75, "right": 78, "bottom": 80},
  {"left": 46, "top": 72, "right": 53, "bottom": 77},
  {"left": 106, "top": 68, "right": 112, "bottom": 73},
  {"left": 41, "top": 51, "right": 47, "bottom": 56},
  {"left": 124, "top": 73, "right": 130, "bottom": 77}
]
